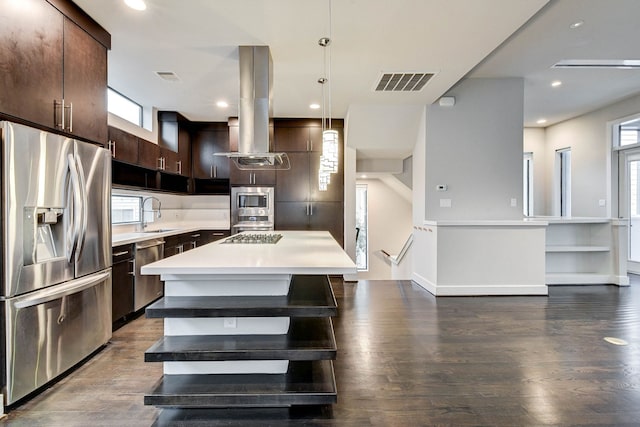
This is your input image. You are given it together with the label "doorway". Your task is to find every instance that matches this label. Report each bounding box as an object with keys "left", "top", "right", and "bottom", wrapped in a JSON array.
[{"left": 623, "top": 152, "right": 640, "bottom": 273}]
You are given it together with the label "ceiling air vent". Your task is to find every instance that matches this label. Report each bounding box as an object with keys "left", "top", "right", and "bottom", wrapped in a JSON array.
[
  {"left": 155, "top": 71, "right": 180, "bottom": 82},
  {"left": 375, "top": 72, "right": 433, "bottom": 92}
]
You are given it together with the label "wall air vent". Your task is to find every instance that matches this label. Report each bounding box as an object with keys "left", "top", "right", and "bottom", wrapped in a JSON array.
[
  {"left": 374, "top": 72, "right": 434, "bottom": 92},
  {"left": 155, "top": 71, "right": 181, "bottom": 81}
]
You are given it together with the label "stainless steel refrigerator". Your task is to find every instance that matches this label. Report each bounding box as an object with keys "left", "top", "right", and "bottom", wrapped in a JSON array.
[{"left": 0, "top": 121, "right": 112, "bottom": 406}]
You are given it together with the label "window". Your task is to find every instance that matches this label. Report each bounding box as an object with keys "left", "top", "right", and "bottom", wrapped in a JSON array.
[
  {"left": 108, "top": 88, "right": 142, "bottom": 127},
  {"left": 523, "top": 152, "right": 533, "bottom": 216},
  {"left": 355, "top": 184, "right": 368, "bottom": 271},
  {"left": 619, "top": 117, "right": 640, "bottom": 147},
  {"left": 556, "top": 148, "right": 571, "bottom": 217},
  {"left": 112, "top": 195, "right": 141, "bottom": 224}
]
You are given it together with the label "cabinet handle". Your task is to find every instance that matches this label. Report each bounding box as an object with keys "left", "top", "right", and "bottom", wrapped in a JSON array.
[
  {"left": 191, "top": 241, "right": 197, "bottom": 249},
  {"left": 177, "top": 244, "right": 183, "bottom": 253},
  {"left": 310, "top": 203, "right": 313, "bottom": 216},
  {"left": 54, "top": 99, "right": 64, "bottom": 130},
  {"left": 66, "top": 101, "right": 73, "bottom": 132},
  {"left": 157, "top": 157, "right": 166, "bottom": 170},
  {"left": 128, "top": 259, "right": 135, "bottom": 275},
  {"left": 113, "top": 250, "right": 129, "bottom": 257},
  {"left": 110, "top": 140, "right": 116, "bottom": 158},
  {"left": 177, "top": 160, "right": 182, "bottom": 174},
  {"left": 306, "top": 203, "right": 309, "bottom": 216},
  {"left": 309, "top": 140, "right": 313, "bottom": 151},
  {"left": 214, "top": 165, "right": 217, "bottom": 178},
  {"left": 191, "top": 234, "right": 201, "bottom": 238},
  {"left": 212, "top": 232, "right": 225, "bottom": 236},
  {"left": 210, "top": 164, "right": 213, "bottom": 178}
]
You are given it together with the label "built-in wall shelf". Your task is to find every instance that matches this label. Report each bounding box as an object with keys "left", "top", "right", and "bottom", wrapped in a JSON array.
[
  {"left": 545, "top": 245, "right": 610, "bottom": 252},
  {"left": 546, "top": 273, "right": 617, "bottom": 285},
  {"left": 542, "top": 218, "right": 629, "bottom": 286}
]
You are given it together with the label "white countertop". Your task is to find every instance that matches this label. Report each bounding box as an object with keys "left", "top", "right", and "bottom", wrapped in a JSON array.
[
  {"left": 141, "top": 230, "right": 357, "bottom": 276},
  {"left": 112, "top": 221, "right": 229, "bottom": 246}
]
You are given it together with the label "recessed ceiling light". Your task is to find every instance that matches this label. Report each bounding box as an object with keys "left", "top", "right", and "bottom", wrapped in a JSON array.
[
  {"left": 124, "top": 0, "right": 146, "bottom": 11},
  {"left": 310, "top": 103, "right": 320, "bottom": 110},
  {"left": 604, "top": 337, "right": 628, "bottom": 346},
  {"left": 569, "top": 20, "right": 584, "bottom": 29},
  {"left": 216, "top": 101, "right": 228, "bottom": 108},
  {"left": 537, "top": 119, "right": 547, "bottom": 125},
  {"left": 551, "top": 80, "right": 562, "bottom": 87}
]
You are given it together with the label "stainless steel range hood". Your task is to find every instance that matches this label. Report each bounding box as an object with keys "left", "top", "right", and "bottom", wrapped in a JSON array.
[{"left": 215, "top": 46, "right": 290, "bottom": 170}]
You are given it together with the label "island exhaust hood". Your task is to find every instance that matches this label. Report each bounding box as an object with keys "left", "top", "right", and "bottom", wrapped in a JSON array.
[{"left": 215, "top": 46, "right": 290, "bottom": 170}]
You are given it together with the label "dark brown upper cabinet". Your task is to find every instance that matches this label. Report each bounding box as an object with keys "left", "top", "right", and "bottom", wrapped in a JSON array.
[
  {"left": 191, "top": 122, "right": 231, "bottom": 179},
  {"left": 158, "top": 111, "right": 191, "bottom": 176},
  {"left": 108, "top": 126, "right": 139, "bottom": 164},
  {"left": 0, "top": 0, "right": 109, "bottom": 144},
  {"left": 274, "top": 119, "right": 322, "bottom": 152}
]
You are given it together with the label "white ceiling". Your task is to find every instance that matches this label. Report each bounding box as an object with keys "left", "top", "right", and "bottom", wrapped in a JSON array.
[{"left": 74, "top": 0, "right": 640, "bottom": 158}]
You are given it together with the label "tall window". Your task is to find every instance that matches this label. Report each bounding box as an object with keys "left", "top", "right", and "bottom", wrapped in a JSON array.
[
  {"left": 355, "top": 184, "right": 368, "bottom": 271},
  {"left": 112, "top": 195, "right": 141, "bottom": 224},
  {"left": 108, "top": 88, "right": 143, "bottom": 127},
  {"left": 523, "top": 152, "right": 533, "bottom": 216},
  {"left": 557, "top": 148, "right": 571, "bottom": 217}
]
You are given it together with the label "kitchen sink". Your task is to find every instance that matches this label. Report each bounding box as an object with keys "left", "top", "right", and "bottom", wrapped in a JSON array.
[{"left": 142, "top": 228, "right": 176, "bottom": 233}]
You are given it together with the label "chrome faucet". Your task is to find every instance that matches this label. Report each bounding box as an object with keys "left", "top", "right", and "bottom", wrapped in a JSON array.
[{"left": 140, "top": 196, "right": 162, "bottom": 230}]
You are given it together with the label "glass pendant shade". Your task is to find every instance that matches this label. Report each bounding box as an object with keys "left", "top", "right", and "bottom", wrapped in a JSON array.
[{"left": 322, "top": 129, "right": 339, "bottom": 173}]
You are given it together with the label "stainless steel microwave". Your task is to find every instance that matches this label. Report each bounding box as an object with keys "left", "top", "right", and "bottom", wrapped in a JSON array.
[{"left": 231, "top": 186, "right": 274, "bottom": 229}]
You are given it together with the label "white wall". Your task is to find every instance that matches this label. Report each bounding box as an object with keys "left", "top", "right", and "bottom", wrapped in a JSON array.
[
  {"left": 539, "top": 92, "right": 640, "bottom": 218},
  {"left": 108, "top": 109, "right": 159, "bottom": 143},
  {"left": 424, "top": 78, "right": 524, "bottom": 220},
  {"left": 357, "top": 178, "right": 413, "bottom": 280},
  {"left": 523, "top": 128, "right": 547, "bottom": 216},
  {"left": 413, "top": 107, "right": 427, "bottom": 224}
]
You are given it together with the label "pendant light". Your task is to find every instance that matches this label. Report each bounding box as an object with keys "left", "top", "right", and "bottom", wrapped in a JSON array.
[{"left": 318, "top": 0, "right": 338, "bottom": 191}]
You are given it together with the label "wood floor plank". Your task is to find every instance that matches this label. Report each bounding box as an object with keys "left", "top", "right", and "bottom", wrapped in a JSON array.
[{"left": 3, "top": 277, "right": 640, "bottom": 426}]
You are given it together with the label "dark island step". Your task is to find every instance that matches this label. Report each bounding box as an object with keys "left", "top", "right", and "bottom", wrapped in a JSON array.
[
  {"left": 145, "top": 317, "right": 336, "bottom": 362},
  {"left": 146, "top": 275, "right": 337, "bottom": 318},
  {"left": 144, "top": 360, "right": 336, "bottom": 408}
]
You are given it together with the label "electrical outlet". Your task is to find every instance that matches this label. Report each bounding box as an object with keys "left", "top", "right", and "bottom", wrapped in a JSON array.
[
  {"left": 223, "top": 317, "right": 237, "bottom": 328},
  {"left": 510, "top": 198, "right": 517, "bottom": 207}
]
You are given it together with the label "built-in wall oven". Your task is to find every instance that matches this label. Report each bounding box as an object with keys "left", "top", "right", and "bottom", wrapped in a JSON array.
[{"left": 231, "top": 186, "right": 274, "bottom": 234}]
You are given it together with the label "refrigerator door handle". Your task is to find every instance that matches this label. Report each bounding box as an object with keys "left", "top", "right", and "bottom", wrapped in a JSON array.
[
  {"left": 14, "top": 270, "right": 110, "bottom": 309},
  {"left": 73, "top": 153, "right": 88, "bottom": 260},
  {"left": 66, "top": 154, "right": 82, "bottom": 262}
]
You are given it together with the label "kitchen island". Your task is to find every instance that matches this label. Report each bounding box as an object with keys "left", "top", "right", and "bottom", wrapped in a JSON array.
[{"left": 140, "top": 230, "right": 356, "bottom": 408}]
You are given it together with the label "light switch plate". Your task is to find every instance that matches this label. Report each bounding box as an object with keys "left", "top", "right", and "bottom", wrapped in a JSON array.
[{"left": 440, "top": 199, "right": 452, "bottom": 208}]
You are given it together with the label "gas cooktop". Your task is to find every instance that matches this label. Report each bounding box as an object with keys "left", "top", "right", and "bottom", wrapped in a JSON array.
[{"left": 223, "top": 233, "right": 283, "bottom": 244}]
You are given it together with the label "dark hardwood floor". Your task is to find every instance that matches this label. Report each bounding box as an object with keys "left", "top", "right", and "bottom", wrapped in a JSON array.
[{"left": 3, "top": 277, "right": 640, "bottom": 426}]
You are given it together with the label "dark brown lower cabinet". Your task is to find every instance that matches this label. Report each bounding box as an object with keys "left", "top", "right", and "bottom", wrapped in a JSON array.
[
  {"left": 198, "top": 230, "right": 230, "bottom": 245},
  {"left": 112, "top": 244, "right": 135, "bottom": 327},
  {"left": 275, "top": 202, "right": 343, "bottom": 246}
]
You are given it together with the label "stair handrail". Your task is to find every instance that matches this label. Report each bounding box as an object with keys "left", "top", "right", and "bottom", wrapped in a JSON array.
[{"left": 380, "top": 233, "right": 413, "bottom": 265}]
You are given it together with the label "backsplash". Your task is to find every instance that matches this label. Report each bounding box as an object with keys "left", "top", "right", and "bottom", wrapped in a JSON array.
[{"left": 112, "top": 188, "right": 230, "bottom": 234}]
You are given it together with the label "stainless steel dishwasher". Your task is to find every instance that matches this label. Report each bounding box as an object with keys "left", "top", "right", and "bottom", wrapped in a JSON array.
[{"left": 134, "top": 238, "right": 165, "bottom": 311}]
